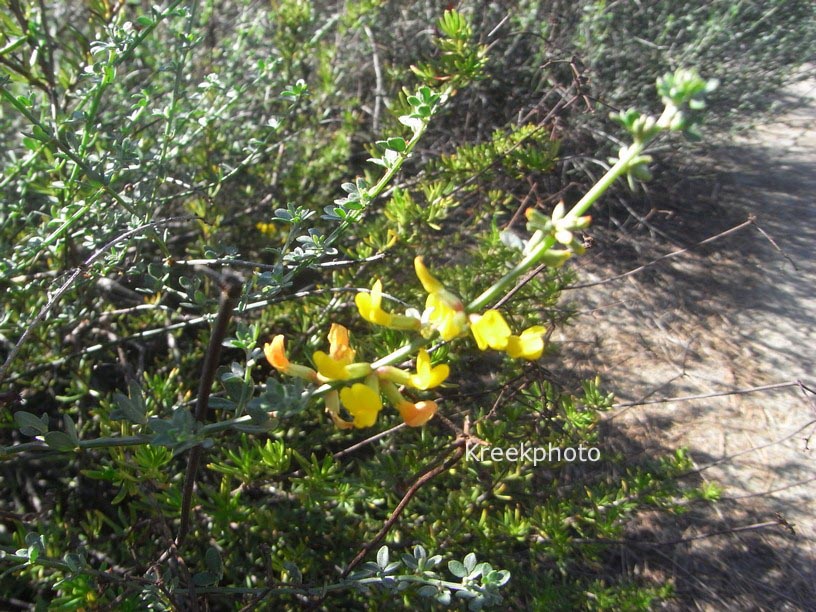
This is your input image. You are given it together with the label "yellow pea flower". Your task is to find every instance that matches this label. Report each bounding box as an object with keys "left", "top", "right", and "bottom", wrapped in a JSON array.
[
  {"left": 408, "top": 349, "right": 449, "bottom": 390},
  {"left": 355, "top": 279, "right": 393, "bottom": 326},
  {"left": 264, "top": 335, "right": 318, "bottom": 381},
  {"left": 339, "top": 378, "right": 383, "bottom": 428},
  {"left": 415, "top": 257, "right": 468, "bottom": 341},
  {"left": 328, "top": 323, "right": 355, "bottom": 362},
  {"left": 505, "top": 326, "right": 547, "bottom": 360},
  {"left": 312, "top": 323, "right": 371, "bottom": 382},
  {"left": 469, "top": 310, "right": 511, "bottom": 351},
  {"left": 355, "top": 279, "right": 421, "bottom": 331}
]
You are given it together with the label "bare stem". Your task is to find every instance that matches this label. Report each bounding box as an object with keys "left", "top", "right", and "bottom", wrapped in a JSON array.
[{"left": 176, "top": 274, "right": 243, "bottom": 547}]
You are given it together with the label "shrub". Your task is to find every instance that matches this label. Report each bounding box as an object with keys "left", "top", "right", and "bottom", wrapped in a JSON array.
[{"left": 0, "top": 2, "right": 734, "bottom": 609}]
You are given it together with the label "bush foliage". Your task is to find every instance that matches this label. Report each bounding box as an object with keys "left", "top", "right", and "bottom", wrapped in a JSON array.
[{"left": 0, "top": 1, "right": 810, "bottom": 609}]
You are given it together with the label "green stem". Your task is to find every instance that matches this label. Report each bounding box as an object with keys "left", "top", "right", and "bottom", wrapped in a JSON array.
[{"left": 467, "top": 104, "right": 677, "bottom": 313}]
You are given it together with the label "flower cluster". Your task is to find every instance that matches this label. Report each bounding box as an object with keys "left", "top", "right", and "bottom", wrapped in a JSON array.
[
  {"left": 358, "top": 257, "right": 547, "bottom": 360},
  {"left": 264, "top": 324, "right": 446, "bottom": 429},
  {"left": 265, "top": 256, "right": 548, "bottom": 430}
]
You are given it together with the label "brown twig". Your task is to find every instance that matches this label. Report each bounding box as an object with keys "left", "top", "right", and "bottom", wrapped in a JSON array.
[
  {"left": 176, "top": 273, "right": 243, "bottom": 548},
  {"left": 566, "top": 215, "right": 756, "bottom": 290},
  {"left": 341, "top": 441, "right": 467, "bottom": 578},
  {"left": 612, "top": 380, "right": 803, "bottom": 409},
  {"left": 751, "top": 216, "right": 799, "bottom": 271}
]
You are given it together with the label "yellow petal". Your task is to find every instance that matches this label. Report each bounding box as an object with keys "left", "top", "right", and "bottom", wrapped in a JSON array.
[
  {"left": 313, "top": 350, "right": 351, "bottom": 380},
  {"left": 469, "top": 310, "right": 511, "bottom": 351},
  {"left": 397, "top": 400, "right": 438, "bottom": 427},
  {"left": 425, "top": 293, "right": 468, "bottom": 341},
  {"left": 340, "top": 383, "right": 383, "bottom": 428},
  {"left": 414, "top": 256, "right": 443, "bottom": 294},
  {"left": 505, "top": 325, "right": 547, "bottom": 360},
  {"left": 408, "top": 349, "right": 449, "bottom": 390},
  {"left": 355, "top": 280, "right": 394, "bottom": 326}
]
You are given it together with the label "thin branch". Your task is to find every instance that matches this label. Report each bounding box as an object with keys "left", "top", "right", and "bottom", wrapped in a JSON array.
[
  {"left": 566, "top": 215, "right": 755, "bottom": 290},
  {"left": 176, "top": 274, "right": 243, "bottom": 548},
  {"left": 677, "top": 417, "right": 816, "bottom": 480},
  {"left": 752, "top": 216, "right": 799, "bottom": 271},
  {"left": 0, "top": 217, "right": 192, "bottom": 385},
  {"left": 342, "top": 442, "right": 466, "bottom": 578},
  {"left": 364, "top": 25, "right": 383, "bottom": 134},
  {"left": 612, "top": 380, "right": 804, "bottom": 408}
]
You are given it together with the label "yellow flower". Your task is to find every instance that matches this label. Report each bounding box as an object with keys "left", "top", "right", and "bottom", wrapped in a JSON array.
[
  {"left": 396, "top": 399, "right": 438, "bottom": 427},
  {"left": 469, "top": 313, "right": 547, "bottom": 361},
  {"left": 328, "top": 323, "right": 355, "bottom": 362},
  {"left": 256, "top": 221, "right": 278, "bottom": 236},
  {"left": 505, "top": 326, "right": 547, "bottom": 360},
  {"left": 408, "top": 349, "right": 449, "bottom": 390},
  {"left": 312, "top": 323, "right": 371, "bottom": 382},
  {"left": 355, "top": 279, "right": 421, "bottom": 331},
  {"left": 469, "top": 310, "right": 511, "bottom": 351},
  {"left": 340, "top": 379, "right": 383, "bottom": 428},
  {"left": 355, "top": 279, "right": 393, "bottom": 326},
  {"left": 264, "top": 335, "right": 317, "bottom": 381},
  {"left": 415, "top": 257, "right": 468, "bottom": 341}
]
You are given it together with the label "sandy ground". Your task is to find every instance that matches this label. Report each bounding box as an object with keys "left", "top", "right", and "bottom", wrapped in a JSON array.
[{"left": 556, "top": 76, "right": 816, "bottom": 608}]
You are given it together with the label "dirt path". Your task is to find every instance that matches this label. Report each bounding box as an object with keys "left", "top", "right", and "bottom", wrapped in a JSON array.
[{"left": 557, "top": 76, "right": 816, "bottom": 608}]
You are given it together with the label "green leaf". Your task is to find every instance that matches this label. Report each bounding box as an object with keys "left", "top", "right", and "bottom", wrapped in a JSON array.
[
  {"left": 376, "top": 545, "right": 389, "bottom": 569},
  {"left": 463, "top": 552, "right": 477, "bottom": 573},
  {"left": 63, "top": 552, "right": 84, "bottom": 573},
  {"left": 44, "top": 431, "right": 77, "bottom": 452},
  {"left": 208, "top": 397, "right": 237, "bottom": 410},
  {"left": 386, "top": 136, "right": 406, "bottom": 151},
  {"left": 111, "top": 393, "right": 147, "bottom": 425},
  {"left": 13, "top": 411, "right": 48, "bottom": 436},
  {"left": 63, "top": 414, "right": 79, "bottom": 445},
  {"left": 448, "top": 559, "right": 467, "bottom": 578},
  {"left": 204, "top": 546, "right": 223, "bottom": 576}
]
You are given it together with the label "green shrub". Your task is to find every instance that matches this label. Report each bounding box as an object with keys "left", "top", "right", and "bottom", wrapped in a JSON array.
[{"left": 1, "top": 2, "right": 731, "bottom": 609}]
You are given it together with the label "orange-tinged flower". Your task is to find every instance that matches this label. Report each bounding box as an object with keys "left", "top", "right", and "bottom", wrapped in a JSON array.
[
  {"left": 313, "top": 324, "right": 371, "bottom": 381},
  {"left": 505, "top": 326, "right": 547, "bottom": 360},
  {"left": 381, "top": 380, "right": 438, "bottom": 427},
  {"left": 408, "top": 349, "right": 449, "bottom": 390},
  {"left": 264, "top": 335, "right": 288, "bottom": 371},
  {"left": 264, "top": 335, "right": 318, "bottom": 381},
  {"left": 397, "top": 399, "right": 438, "bottom": 427},
  {"left": 469, "top": 310, "right": 511, "bottom": 351},
  {"left": 328, "top": 323, "right": 355, "bottom": 362}
]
